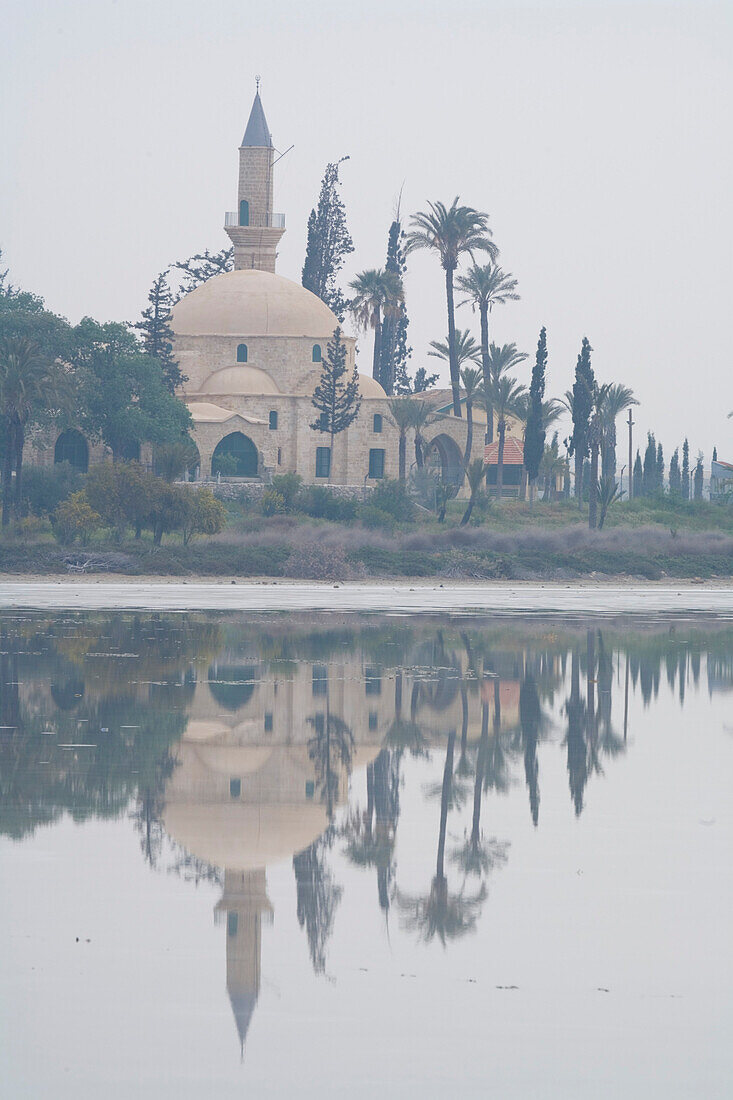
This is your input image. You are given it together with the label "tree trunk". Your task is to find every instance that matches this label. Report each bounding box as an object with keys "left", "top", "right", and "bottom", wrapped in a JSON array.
[
  {"left": 415, "top": 432, "right": 424, "bottom": 469},
  {"left": 445, "top": 268, "right": 461, "bottom": 417},
  {"left": 463, "top": 401, "right": 473, "bottom": 469},
  {"left": 372, "top": 311, "right": 382, "bottom": 384},
  {"left": 460, "top": 494, "right": 475, "bottom": 526},
  {"left": 496, "top": 422, "right": 506, "bottom": 499},
  {"left": 13, "top": 421, "right": 25, "bottom": 519},
  {"left": 436, "top": 728, "right": 456, "bottom": 881},
  {"left": 520, "top": 466, "right": 528, "bottom": 501},
  {"left": 2, "top": 418, "right": 15, "bottom": 528},
  {"left": 588, "top": 443, "right": 599, "bottom": 529},
  {"left": 479, "top": 301, "right": 492, "bottom": 442},
  {"left": 398, "top": 431, "right": 406, "bottom": 482}
]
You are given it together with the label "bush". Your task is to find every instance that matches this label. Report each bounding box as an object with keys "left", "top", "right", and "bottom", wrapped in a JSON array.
[
  {"left": 52, "top": 492, "right": 102, "bottom": 545},
  {"left": 358, "top": 504, "right": 396, "bottom": 532},
  {"left": 22, "top": 462, "right": 83, "bottom": 516},
  {"left": 369, "top": 479, "right": 416, "bottom": 522},
  {"left": 180, "top": 488, "right": 227, "bottom": 545},
  {"left": 299, "top": 486, "right": 357, "bottom": 521},
  {"left": 270, "top": 473, "right": 302, "bottom": 511},
  {"left": 261, "top": 490, "right": 286, "bottom": 516},
  {"left": 285, "top": 543, "right": 360, "bottom": 580}
]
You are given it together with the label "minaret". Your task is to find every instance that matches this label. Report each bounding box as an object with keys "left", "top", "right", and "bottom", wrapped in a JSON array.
[
  {"left": 215, "top": 869, "right": 273, "bottom": 1056},
  {"left": 224, "top": 84, "right": 285, "bottom": 273}
]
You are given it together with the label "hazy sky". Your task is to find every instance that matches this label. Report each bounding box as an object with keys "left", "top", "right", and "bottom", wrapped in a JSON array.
[{"left": 2, "top": 0, "right": 731, "bottom": 461}]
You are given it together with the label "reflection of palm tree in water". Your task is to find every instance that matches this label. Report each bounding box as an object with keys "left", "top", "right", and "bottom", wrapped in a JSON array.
[
  {"left": 519, "top": 674, "right": 541, "bottom": 827},
  {"left": 343, "top": 749, "right": 400, "bottom": 912},
  {"left": 565, "top": 648, "right": 588, "bottom": 816},
  {"left": 398, "top": 729, "right": 487, "bottom": 945}
]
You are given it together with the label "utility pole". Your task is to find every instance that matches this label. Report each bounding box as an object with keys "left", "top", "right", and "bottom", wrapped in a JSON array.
[{"left": 627, "top": 408, "right": 635, "bottom": 500}]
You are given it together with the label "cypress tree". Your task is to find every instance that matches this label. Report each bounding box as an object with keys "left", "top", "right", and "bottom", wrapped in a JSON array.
[
  {"left": 669, "top": 448, "right": 681, "bottom": 495},
  {"left": 693, "top": 454, "right": 704, "bottom": 500},
  {"left": 633, "top": 450, "right": 643, "bottom": 497},
  {"left": 713, "top": 445, "right": 718, "bottom": 463},
  {"left": 656, "top": 441, "right": 664, "bottom": 492},
  {"left": 379, "top": 217, "right": 412, "bottom": 396},
  {"left": 310, "top": 327, "right": 361, "bottom": 476},
  {"left": 569, "top": 337, "right": 594, "bottom": 503},
  {"left": 524, "top": 327, "right": 548, "bottom": 501},
  {"left": 642, "top": 433, "right": 657, "bottom": 497},
  {"left": 681, "top": 438, "right": 690, "bottom": 500},
  {"left": 302, "top": 159, "right": 354, "bottom": 322},
  {"left": 132, "top": 270, "right": 184, "bottom": 393}
]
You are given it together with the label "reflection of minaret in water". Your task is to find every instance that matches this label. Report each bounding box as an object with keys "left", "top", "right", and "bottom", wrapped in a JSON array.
[{"left": 215, "top": 869, "right": 273, "bottom": 1057}]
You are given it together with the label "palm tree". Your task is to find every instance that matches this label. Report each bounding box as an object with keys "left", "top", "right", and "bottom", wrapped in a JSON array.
[
  {"left": 539, "top": 432, "right": 567, "bottom": 500},
  {"left": 460, "top": 458, "right": 487, "bottom": 526},
  {"left": 348, "top": 268, "right": 404, "bottom": 387},
  {"left": 597, "top": 475, "right": 622, "bottom": 529},
  {"left": 427, "top": 329, "right": 481, "bottom": 373},
  {"left": 588, "top": 384, "right": 611, "bottom": 530},
  {"left": 0, "top": 335, "right": 67, "bottom": 525},
  {"left": 456, "top": 262, "right": 519, "bottom": 438},
  {"left": 407, "top": 399, "right": 445, "bottom": 469},
  {"left": 458, "top": 366, "right": 483, "bottom": 467},
  {"left": 600, "top": 383, "right": 638, "bottom": 479},
  {"left": 482, "top": 343, "right": 528, "bottom": 443},
  {"left": 406, "top": 199, "right": 496, "bottom": 417},
  {"left": 490, "top": 375, "right": 526, "bottom": 499},
  {"left": 387, "top": 397, "right": 414, "bottom": 482}
]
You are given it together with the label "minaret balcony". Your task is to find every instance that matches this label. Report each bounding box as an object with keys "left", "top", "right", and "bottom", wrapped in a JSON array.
[{"left": 224, "top": 211, "right": 286, "bottom": 229}]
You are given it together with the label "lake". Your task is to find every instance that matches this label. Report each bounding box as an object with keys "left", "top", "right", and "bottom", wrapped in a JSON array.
[{"left": 1, "top": 608, "right": 732, "bottom": 1098}]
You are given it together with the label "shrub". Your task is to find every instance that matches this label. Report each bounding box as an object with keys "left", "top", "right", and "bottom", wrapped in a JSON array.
[
  {"left": 261, "top": 490, "right": 286, "bottom": 516},
  {"left": 285, "top": 543, "right": 359, "bottom": 580},
  {"left": 299, "top": 486, "right": 357, "bottom": 521},
  {"left": 270, "top": 472, "right": 302, "bottom": 511},
  {"left": 369, "top": 479, "right": 416, "bottom": 522},
  {"left": 358, "top": 504, "right": 396, "bottom": 532},
  {"left": 22, "top": 462, "right": 83, "bottom": 516},
  {"left": 52, "top": 492, "right": 102, "bottom": 545},
  {"left": 180, "top": 488, "right": 227, "bottom": 545}
]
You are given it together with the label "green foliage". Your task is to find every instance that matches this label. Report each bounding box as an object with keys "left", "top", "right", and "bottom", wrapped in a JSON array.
[
  {"left": 179, "top": 487, "right": 227, "bottom": 545},
  {"left": 21, "top": 462, "right": 83, "bottom": 516},
  {"left": 669, "top": 448, "right": 681, "bottom": 495},
  {"left": 412, "top": 366, "right": 440, "bottom": 393},
  {"left": 52, "top": 491, "right": 101, "bottom": 545},
  {"left": 381, "top": 218, "right": 412, "bottom": 395},
  {"left": 302, "top": 158, "right": 354, "bottom": 321},
  {"left": 171, "top": 248, "right": 233, "bottom": 299},
  {"left": 131, "top": 270, "right": 183, "bottom": 392},
  {"left": 369, "top": 479, "right": 416, "bottom": 522},
  {"left": 270, "top": 472, "right": 303, "bottom": 511},
  {"left": 261, "top": 489, "right": 286, "bottom": 516},
  {"left": 310, "top": 327, "right": 361, "bottom": 438},
  {"left": 597, "top": 476, "right": 622, "bottom": 529},
  {"left": 524, "top": 326, "right": 548, "bottom": 484},
  {"left": 682, "top": 438, "right": 690, "bottom": 500},
  {"left": 569, "top": 337, "right": 594, "bottom": 478},
  {"left": 348, "top": 267, "right": 404, "bottom": 391},
  {"left": 299, "top": 486, "right": 357, "bottom": 521},
  {"left": 357, "top": 504, "right": 396, "bottom": 531},
  {"left": 154, "top": 439, "right": 200, "bottom": 482}
]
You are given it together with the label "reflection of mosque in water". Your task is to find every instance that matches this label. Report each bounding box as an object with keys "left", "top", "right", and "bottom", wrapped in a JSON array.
[{"left": 160, "top": 643, "right": 530, "bottom": 1052}]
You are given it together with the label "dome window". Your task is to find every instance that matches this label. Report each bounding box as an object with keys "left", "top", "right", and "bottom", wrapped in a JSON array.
[
  {"left": 312, "top": 344, "right": 322, "bottom": 363},
  {"left": 236, "top": 343, "right": 248, "bottom": 363}
]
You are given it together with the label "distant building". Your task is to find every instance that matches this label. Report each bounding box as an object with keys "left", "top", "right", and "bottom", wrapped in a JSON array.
[{"left": 710, "top": 458, "right": 733, "bottom": 501}]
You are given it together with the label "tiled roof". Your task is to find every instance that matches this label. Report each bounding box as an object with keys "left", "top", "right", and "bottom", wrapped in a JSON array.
[{"left": 484, "top": 436, "right": 524, "bottom": 465}]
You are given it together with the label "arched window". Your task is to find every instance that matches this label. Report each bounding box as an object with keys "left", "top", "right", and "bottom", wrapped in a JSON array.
[
  {"left": 239, "top": 200, "right": 249, "bottom": 226},
  {"left": 236, "top": 343, "right": 248, "bottom": 363},
  {"left": 54, "top": 429, "right": 88, "bottom": 472},
  {"left": 312, "top": 344, "right": 322, "bottom": 363},
  {"left": 211, "top": 432, "right": 258, "bottom": 477}
]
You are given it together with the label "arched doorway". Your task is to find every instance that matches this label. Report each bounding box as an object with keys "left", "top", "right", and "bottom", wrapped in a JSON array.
[
  {"left": 426, "top": 434, "right": 463, "bottom": 487},
  {"left": 212, "top": 432, "right": 258, "bottom": 477},
  {"left": 54, "top": 429, "right": 88, "bottom": 472}
]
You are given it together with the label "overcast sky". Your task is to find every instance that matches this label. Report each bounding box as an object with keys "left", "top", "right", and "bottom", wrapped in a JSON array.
[{"left": 2, "top": 0, "right": 731, "bottom": 461}]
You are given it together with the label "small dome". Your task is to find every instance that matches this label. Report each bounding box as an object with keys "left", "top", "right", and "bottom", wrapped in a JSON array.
[
  {"left": 296, "top": 370, "right": 386, "bottom": 399},
  {"left": 200, "top": 366, "right": 280, "bottom": 395},
  {"left": 171, "top": 268, "right": 340, "bottom": 338}
]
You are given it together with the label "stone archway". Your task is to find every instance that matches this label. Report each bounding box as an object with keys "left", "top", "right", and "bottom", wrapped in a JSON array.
[
  {"left": 211, "top": 432, "right": 258, "bottom": 478},
  {"left": 426, "top": 433, "right": 463, "bottom": 487},
  {"left": 54, "top": 429, "right": 89, "bottom": 472}
]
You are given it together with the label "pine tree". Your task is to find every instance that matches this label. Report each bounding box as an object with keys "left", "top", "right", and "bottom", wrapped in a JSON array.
[
  {"left": 132, "top": 270, "right": 184, "bottom": 393},
  {"left": 656, "top": 441, "right": 664, "bottom": 492},
  {"left": 172, "top": 248, "right": 233, "bottom": 298},
  {"left": 569, "top": 337, "right": 594, "bottom": 502},
  {"left": 642, "top": 432, "right": 657, "bottom": 496},
  {"left": 633, "top": 450, "right": 643, "bottom": 497},
  {"left": 310, "top": 328, "right": 361, "bottom": 476},
  {"left": 302, "top": 159, "right": 354, "bottom": 322},
  {"left": 681, "top": 438, "right": 690, "bottom": 501},
  {"left": 693, "top": 453, "right": 704, "bottom": 500},
  {"left": 669, "top": 448, "right": 681, "bottom": 495},
  {"left": 379, "top": 217, "right": 412, "bottom": 396},
  {"left": 524, "top": 327, "right": 547, "bottom": 501}
]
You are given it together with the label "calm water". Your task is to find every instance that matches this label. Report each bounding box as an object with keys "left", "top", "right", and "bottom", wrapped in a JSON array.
[{"left": 1, "top": 610, "right": 732, "bottom": 1099}]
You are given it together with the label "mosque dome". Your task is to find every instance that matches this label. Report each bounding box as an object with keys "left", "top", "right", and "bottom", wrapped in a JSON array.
[
  {"left": 200, "top": 365, "right": 280, "bottom": 395},
  {"left": 296, "top": 369, "right": 386, "bottom": 399},
  {"left": 171, "top": 268, "right": 340, "bottom": 338}
]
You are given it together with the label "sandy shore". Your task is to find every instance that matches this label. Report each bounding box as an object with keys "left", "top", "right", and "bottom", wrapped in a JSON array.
[{"left": 0, "top": 576, "right": 731, "bottom": 615}]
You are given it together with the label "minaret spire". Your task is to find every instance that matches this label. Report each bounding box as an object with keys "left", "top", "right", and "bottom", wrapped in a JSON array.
[{"left": 225, "top": 82, "right": 285, "bottom": 272}]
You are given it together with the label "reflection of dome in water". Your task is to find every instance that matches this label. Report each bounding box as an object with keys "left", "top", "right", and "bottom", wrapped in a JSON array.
[
  {"left": 171, "top": 269, "right": 339, "bottom": 338},
  {"left": 51, "top": 679, "right": 85, "bottom": 710},
  {"left": 207, "top": 663, "right": 258, "bottom": 711}
]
